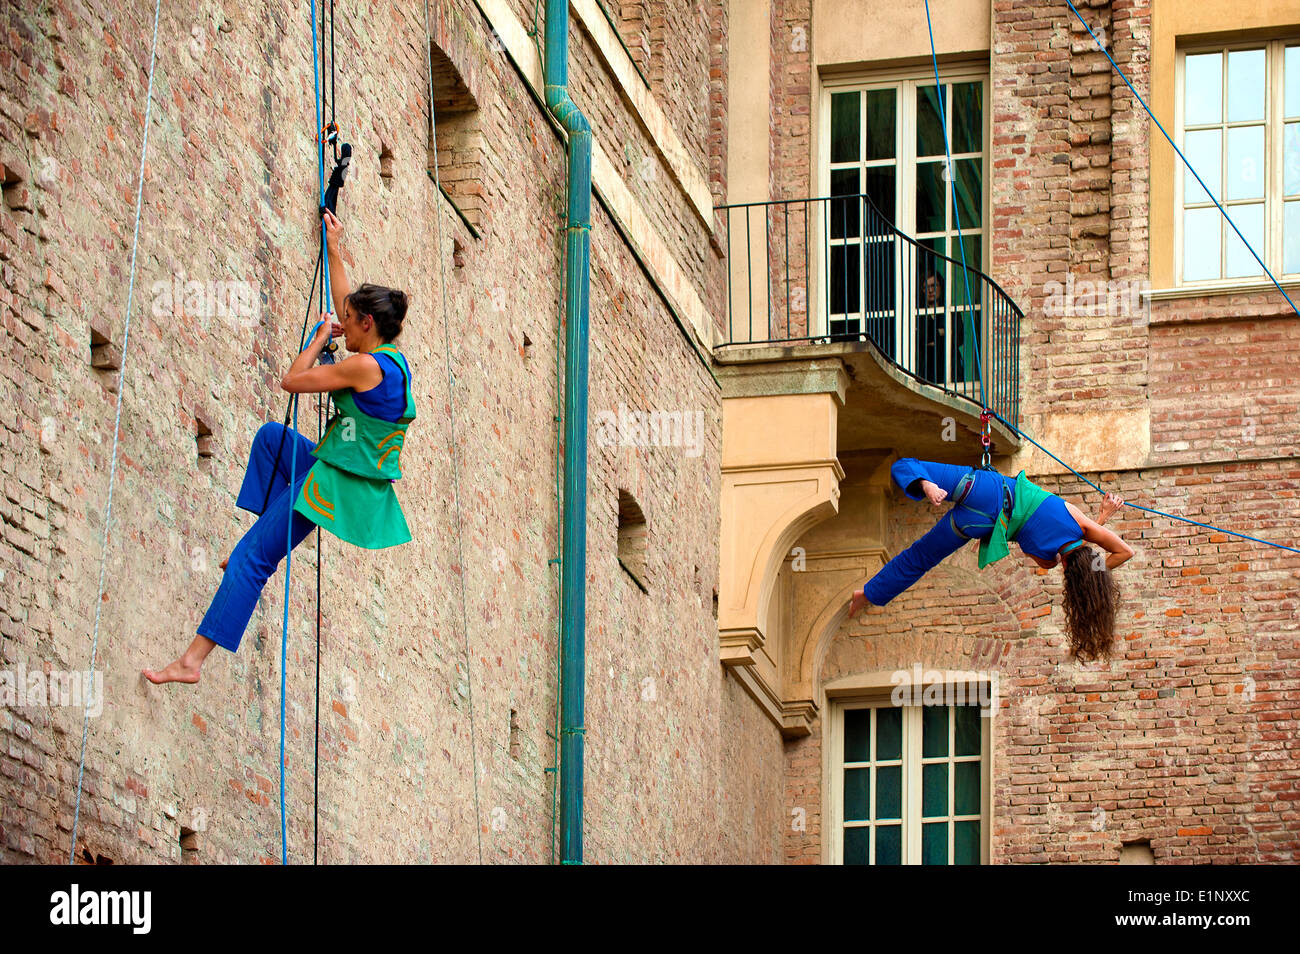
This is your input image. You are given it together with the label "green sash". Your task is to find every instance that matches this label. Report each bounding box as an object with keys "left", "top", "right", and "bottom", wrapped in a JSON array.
[
  {"left": 291, "top": 346, "right": 416, "bottom": 550},
  {"left": 976, "top": 470, "right": 1051, "bottom": 569}
]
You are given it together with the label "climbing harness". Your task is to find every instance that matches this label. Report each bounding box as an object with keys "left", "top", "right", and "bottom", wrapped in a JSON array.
[
  {"left": 948, "top": 469, "right": 1011, "bottom": 541},
  {"left": 923, "top": 0, "right": 1300, "bottom": 557}
]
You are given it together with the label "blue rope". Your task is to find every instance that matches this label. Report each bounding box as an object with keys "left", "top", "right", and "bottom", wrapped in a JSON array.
[
  {"left": 920, "top": 0, "right": 1300, "bottom": 557},
  {"left": 924, "top": 0, "right": 984, "bottom": 407},
  {"left": 278, "top": 0, "right": 336, "bottom": 868},
  {"left": 986, "top": 406, "right": 1300, "bottom": 555},
  {"left": 1064, "top": 0, "right": 1300, "bottom": 318},
  {"left": 71, "top": 0, "right": 162, "bottom": 865}
]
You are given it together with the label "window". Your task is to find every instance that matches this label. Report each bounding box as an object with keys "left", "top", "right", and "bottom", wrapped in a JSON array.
[
  {"left": 831, "top": 698, "right": 989, "bottom": 865},
  {"left": 821, "top": 69, "right": 988, "bottom": 390},
  {"left": 1177, "top": 40, "right": 1300, "bottom": 283}
]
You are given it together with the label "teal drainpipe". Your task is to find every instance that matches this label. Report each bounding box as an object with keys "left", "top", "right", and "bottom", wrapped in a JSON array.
[{"left": 545, "top": 0, "right": 592, "bottom": 866}]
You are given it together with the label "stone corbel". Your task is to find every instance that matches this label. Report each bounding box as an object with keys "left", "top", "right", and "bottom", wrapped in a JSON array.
[{"left": 717, "top": 360, "right": 849, "bottom": 732}]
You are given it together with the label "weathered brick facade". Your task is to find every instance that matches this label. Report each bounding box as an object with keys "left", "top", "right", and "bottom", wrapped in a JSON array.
[
  {"left": 3, "top": 0, "right": 1296, "bottom": 867},
  {"left": 0, "top": 0, "right": 764, "bottom": 864},
  {"left": 769, "top": 0, "right": 1299, "bottom": 864}
]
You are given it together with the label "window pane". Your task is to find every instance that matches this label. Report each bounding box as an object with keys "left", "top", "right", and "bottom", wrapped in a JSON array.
[
  {"left": 955, "top": 157, "right": 982, "bottom": 229},
  {"left": 1286, "top": 201, "right": 1300, "bottom": 273},
  {"left": 875, "top": 823, "right": 902, "bottom": 864},
  {"left": 864, "top": 238, "right": 896, "bottom": 316},
  {"left": 955, "top": 820, "right": 980, "bottom": 864},
  {"left": 922, "top": 762, "right": 949, "bottom": 817},
  {"left": 866, "top": 88, "right": 896, "bottom": 161},
  {"left": 953, "top": 307, "right": 981, "bottom": 382},
  {"left": 922, "top": 704, "right": 948, "bottom": 757},
  {"left": 919, "top": 236, "right": 947, "bottom": 278},
  {"left": 1183, "top": 207, "right": 1221, "bottom": 281},
  {"left": 1224, "top": 202, "right": 1264, "bottom": 278},
  {"left": 916, "top": 304, "right": 946, "bottom": 384},
  {"left": 917, "top": 240, "right": 947, "bottom": 385},
  {"left": 844, "top": 767, "right": 871, "bottom": 820},
  {"left": 1226, "top": 125, "right": 1264, "bottom": 201},
  {"left": 876, "top": 764, "right": 902, "bottom": 820},
  {"left": 830, "top": 243, "right": 861, "bottom": 313},
  {"left": 1226, "top": 48, "right": 1265, "bottom": 123},
  {"left": 1184, "top": 52, "right": 1222, "bottom": 125},
  {"left": 955, "top": 760, "right": 981, "bottom": 815},
  {"left": 1286, "top": 123, "right": 1300, "bottom": 195},
  {"left": 916, "top": 161, "right": 946, "bottom": 233},
  {"left": 917, "top": 247, "right": 947, "bottom": 310},
  {"left": 830, "top": 168, "right": 861, "bottom": 239},
  {"left": 917, "top": 83, "right": 946, "bottom": 157},
  {"left": 843, "top": 825, "right": 870, "bottom": 865},
  {"left": 922, "top": 822, "right": 949, "bottom": 865},
  {"left": 831, "top": 91, "right": 860, "bottom": 163},
  {"left": 844, "top": 708, "right": 870, "bottom": 761},
  {"left": 951, "top": 234, "right": 982, "bottom": 308},
  {"left": 952, "top": 82, "right": 983, "bottom": 154},
  {"left": 876, "top": 705, "right": 902, "bottom": 760},
  {"left": 866, "top": 167, "right": 896, "bottom": 222},
  {"left": 955, "top": 704, "right": 981, "bottom": 756},
  {"left": 1288, "top": 46, "right": 1300, "bottom": 117},
  {"left": 1183, "top": 128, "right": 1221, "bottom": 205}
]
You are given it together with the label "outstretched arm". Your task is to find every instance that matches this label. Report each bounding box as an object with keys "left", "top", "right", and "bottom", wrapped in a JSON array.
[{"left": 322, "top": 210, "right": 351, "bottom": 316}]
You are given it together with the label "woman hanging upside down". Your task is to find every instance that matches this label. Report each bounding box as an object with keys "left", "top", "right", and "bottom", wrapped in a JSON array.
[
  {"left": 846, "top": 457, "right": 1135, "bottom": 661},
  {"left": 144, "top": 211, "right": 417, "bottom": 684}
]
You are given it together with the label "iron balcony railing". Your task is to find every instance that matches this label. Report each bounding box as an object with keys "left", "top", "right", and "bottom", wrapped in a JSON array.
[{"left": 717, "top": 194, "right": 1021, "bottom": 429}]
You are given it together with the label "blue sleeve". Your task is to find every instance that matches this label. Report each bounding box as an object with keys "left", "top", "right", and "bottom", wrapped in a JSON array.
[{"left": 890, "top": 457, "right": 930, "bottom": 501}]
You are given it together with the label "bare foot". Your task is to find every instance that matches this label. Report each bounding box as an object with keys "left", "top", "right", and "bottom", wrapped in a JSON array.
[
  {"left": 220, "top": 557, "right": 228, "bottom": 571},
  {"left": 142, "top": 657, "right": 201, "bottom": 685}
]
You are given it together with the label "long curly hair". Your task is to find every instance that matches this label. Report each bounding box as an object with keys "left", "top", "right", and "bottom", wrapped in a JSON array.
[{"left": 1060, "top": 544, "right": 1121, "bottom": 661}]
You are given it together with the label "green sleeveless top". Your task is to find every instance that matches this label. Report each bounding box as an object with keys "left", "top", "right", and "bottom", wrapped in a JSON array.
[{"left": 292, "top": 345, "right": 416, "bottom": 549}]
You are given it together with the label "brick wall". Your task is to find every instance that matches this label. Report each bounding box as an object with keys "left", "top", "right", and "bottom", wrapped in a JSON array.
[
  {"left": 0, "top": 0, "right": 777, "bottom": 864},
  {"left": 773, "top": 0, "right": 1299, "bottom": 864}
]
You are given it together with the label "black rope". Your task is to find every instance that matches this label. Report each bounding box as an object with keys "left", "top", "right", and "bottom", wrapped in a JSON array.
[
  {"left": 329, "top": 0, "right": 336, "bottom": 127},
  {"left": 261, "top": 0, "right": 339, "bottom": 864}
]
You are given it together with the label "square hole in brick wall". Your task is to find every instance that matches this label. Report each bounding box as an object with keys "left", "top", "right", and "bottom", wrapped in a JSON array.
[
  {"left": 617, "top": 489, "right": 649, "bottom": 592},
  {"left": 427, "top": 42, "right": 484, "bottom": 235},
  {"left": 1119, "top": 839, "right": 1155, "bottom": 864}
]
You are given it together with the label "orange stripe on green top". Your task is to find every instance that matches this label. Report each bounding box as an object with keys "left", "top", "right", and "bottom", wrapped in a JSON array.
[
  {"left": 319, "top": 416, "right": 342, "bottom": 446},
  {"left": 302, "top": 472, "right": 335, "bottom": 520}
]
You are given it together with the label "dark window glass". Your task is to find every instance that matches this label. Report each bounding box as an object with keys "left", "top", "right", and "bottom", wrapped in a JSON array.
[{"left": 831, "top": 91, "right": 861, "bottom": 163}]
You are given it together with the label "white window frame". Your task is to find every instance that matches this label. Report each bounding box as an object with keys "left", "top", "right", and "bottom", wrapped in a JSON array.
[
  {"left": 1174, "top": 37, "right": 1300, "bottom": 288},
  {"left": 827, "top": 692, "right": 991, "bottom": 865},
  {"left": 816, "top": 64, "right": 991, "bottom": 380}
]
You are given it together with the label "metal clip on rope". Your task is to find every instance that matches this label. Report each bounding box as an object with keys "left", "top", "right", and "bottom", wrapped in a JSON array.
[
  {"left": 306, "top": 319, "right": 338, "bottom": 364},
  {"left": 979, "top": 409, "right": 992, "bottom": 470}
]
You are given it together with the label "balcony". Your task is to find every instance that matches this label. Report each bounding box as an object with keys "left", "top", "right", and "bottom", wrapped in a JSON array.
[
  {"left": 717, "top": 194, "right": 1021, "bottom": 431},
  {"left": 713, "top": 195, "right": 1026, "bottom": 735}
]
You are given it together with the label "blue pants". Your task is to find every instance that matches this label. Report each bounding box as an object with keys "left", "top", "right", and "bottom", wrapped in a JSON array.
[
  {"left": 196, "top": 422, "right": 319, "bottom": 652},
  {"left": 863, "top": 458, "right": 1011, "bottom": 606}
]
